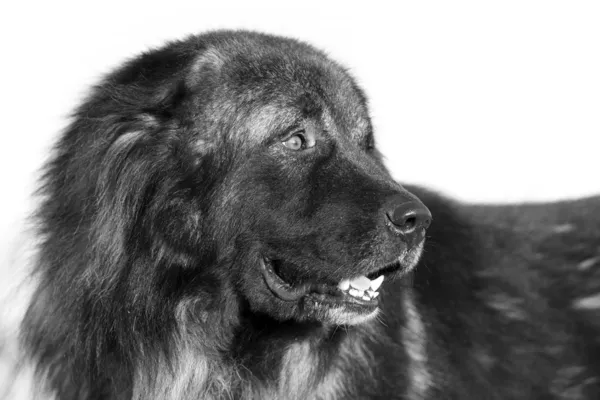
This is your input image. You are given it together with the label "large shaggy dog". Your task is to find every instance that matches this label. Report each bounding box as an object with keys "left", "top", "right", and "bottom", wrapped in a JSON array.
[{"left": 22, "top": 31, "right": 600, "bottom": 399}]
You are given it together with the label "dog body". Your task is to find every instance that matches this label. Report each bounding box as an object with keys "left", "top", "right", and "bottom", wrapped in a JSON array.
[
  {"left": 390, "top": 191, "right": 600, "bottom": 399},
  {"left": 20, "top": 31, "right": 600, "bottom": 399}
]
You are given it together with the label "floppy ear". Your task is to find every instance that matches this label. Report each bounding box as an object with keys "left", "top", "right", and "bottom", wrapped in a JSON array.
[
  {"left": 89, "top": 49, "right": 227, "bottom": 278},
  {"left": 23, "top": 41, "right": 230, "bottom": 394},
  {"left": 24, "top": 86, "right": 195, "bottom": 385},
  {"left": 91, "top": 126, "right": 161, "bottom": 279}
]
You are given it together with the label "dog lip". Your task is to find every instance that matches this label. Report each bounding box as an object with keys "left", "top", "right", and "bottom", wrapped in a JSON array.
[
  {"left": 365, "top": 259, "right": 402, "bottom": 280},
  {"left": 308, "top": 291, "right": 379, "bottom": 308},
  {"left": 365, "top": 239, "right": 426, "bottom": 279},
  {"left": 260, "top": 258, "right": 382, "bottom": 305},
  {"left": 260, "top": 258, "right": 313, "bottom": 301}
]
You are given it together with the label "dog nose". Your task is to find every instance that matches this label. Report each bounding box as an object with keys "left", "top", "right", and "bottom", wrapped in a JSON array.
[{"left": 386, "top": 199, "right": 432, "bottom": 245}]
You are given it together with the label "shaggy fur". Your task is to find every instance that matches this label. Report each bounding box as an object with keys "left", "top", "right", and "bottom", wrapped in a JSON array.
[{"left": 21, "top": 30, "right": 600, "bottom": 399}]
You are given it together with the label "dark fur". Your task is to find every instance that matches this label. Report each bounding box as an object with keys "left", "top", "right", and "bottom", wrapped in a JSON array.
[{"left": 22, "top": 31, "right": 600, "bottom": 399}]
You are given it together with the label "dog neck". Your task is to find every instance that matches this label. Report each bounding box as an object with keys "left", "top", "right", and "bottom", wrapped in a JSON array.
[{"left": 132, "top": 305, "right": 380, "bottom": 400}]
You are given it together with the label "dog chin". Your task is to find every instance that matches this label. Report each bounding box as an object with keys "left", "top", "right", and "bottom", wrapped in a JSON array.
[
  {"left": 318, "top": 242, "right": 425, "bottom": 326},
  {"left": 321, "top": 241, "right": 425, "bottom": 326},
  {"left": 302, "top": 300, "right": 380, "bottom": 326},
  {"left": 324, "top": 306, "right": 380, "bottom": 325}
]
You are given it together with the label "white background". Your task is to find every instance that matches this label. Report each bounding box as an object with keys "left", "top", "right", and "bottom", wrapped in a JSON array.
[{"left": 1, "top": 0, "right": 599, "bottom": 257}]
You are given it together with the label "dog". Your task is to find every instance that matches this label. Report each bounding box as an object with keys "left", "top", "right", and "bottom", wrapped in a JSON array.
[{"left": 20, "top": 30, "right": 600, "bottom": 399}]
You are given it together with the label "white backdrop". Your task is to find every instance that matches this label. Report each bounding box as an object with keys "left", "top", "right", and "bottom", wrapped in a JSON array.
[{"left": 1, "top": 0, "right": 599, "bottom": 252}]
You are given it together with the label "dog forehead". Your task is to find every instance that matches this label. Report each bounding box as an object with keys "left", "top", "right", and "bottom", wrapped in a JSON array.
[
  {"left": 190, "top": 35, "right": 371, "bottom": 141},
  {"left": 235, "top": 95, "right": 365, "bottom": 145}
]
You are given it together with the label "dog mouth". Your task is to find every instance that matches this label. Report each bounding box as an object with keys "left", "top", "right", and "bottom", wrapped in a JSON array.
[{"left": 259, "top": 257, "right": 402, "bottom": 309}]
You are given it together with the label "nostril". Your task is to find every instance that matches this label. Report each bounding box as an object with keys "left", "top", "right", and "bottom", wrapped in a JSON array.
[
  {"left": 386, "top": 200, "right": 432, "bottom": 236},
  {"left": 403, "top": 215, "right": 417, "bottom": 231}
]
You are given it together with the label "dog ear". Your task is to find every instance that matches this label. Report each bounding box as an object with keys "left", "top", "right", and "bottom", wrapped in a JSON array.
[
  {"left": 88, "top": 48, "right": 228, "bottom": 279},
  {"left": 91, "top": 127, "right": 157, "bottom": 279},
  {"left": 24, "top": 41, "right": 232, "bottom": 393}
]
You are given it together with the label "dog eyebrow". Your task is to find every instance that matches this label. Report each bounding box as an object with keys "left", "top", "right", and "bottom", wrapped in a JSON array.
[
  {"left": 243, "top": 104, "right": 300, "bottom": 141},
  {"left": 349, "top": 115, "right": 372, "bottom": 144},
  {"left": 244, "top": 94, "right": 370, "bottom": 145},
  {"left": 321, "top": 107, "right": 371, "bottom": 144}
]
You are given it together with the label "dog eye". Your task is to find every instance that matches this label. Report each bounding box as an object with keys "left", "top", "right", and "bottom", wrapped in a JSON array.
[{"left": 282, "top": 130, "right": 316, "bottom": 151}]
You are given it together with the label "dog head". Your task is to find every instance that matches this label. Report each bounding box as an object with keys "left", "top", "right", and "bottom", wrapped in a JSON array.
[{"left": 38, "top": 31, "right": 431, "bottom": 334}]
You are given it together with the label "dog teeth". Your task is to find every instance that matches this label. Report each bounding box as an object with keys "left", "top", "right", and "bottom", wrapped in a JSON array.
[
  {"left": 350, "top": 275, "right": 371, "bottom": 291},
  {"left": 337, "top": 275, "right": 383, "bottom": 301},
  {"left": 370, "top": 275, "right": 384, "bottom": 291},
  {"left": 338, "top": 279, "right": 351, "bottom": 291},
  {"left": 349, "top": 275, "right": 372, "bottom": 291}
]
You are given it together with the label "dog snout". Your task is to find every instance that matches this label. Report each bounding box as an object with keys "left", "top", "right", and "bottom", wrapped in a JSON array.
[{"left": 385, "top": 196, "right": 432, "bottom": 246}]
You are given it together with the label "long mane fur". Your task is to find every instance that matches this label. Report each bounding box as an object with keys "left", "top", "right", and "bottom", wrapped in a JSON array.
[{"left": 20, "top": 33, "right": 381, "bottom": 400}]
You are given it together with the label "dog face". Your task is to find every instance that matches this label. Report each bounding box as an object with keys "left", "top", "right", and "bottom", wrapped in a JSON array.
[
  {"left": 38, "top": 32, "right": 430, "bottom": 335},
  {"left": 140, "top": 33, "right": 432, "bottom": 326}
]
